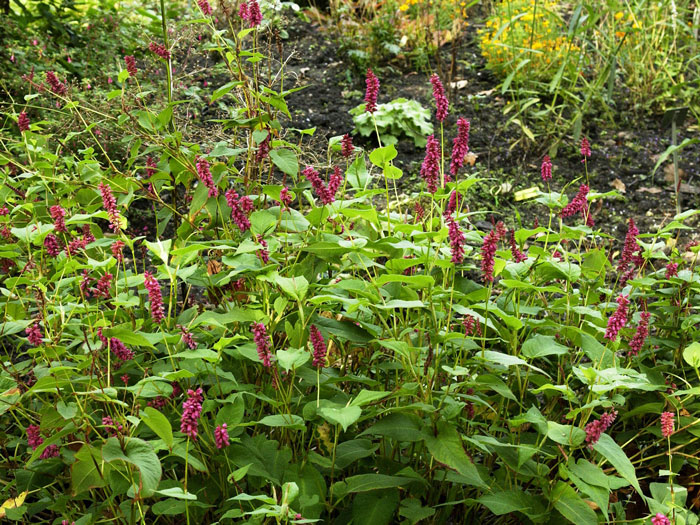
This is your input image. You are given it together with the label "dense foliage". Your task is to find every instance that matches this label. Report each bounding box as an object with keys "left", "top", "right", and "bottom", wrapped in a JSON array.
[{"left": 1, "top": 1, "right": 699, "bottom": 525}]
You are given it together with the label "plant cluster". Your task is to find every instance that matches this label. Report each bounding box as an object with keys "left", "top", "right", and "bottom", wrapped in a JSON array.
[
  {"left": 479, "top": 0, "right": 581, "bottom": 83},
  {"left": 350, "top": 97, "right": 433, "bottom": 147},
  {"left": 0, "top": 2, "right": 700, "bottom": 525}
]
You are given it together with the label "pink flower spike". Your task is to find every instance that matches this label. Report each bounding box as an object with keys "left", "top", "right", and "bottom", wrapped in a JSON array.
[
  {"left": 618, "top": 218, "right": 639, "bottom": 274},
  {"left": 247, "top": 0, "right": 262, "bottom": 27},
  {"left": 180, "top": 388, "right": 204, "bottom": 440},
  {"left": 341, "top": 134, "right": 354, "bottom": 158},
  {"left": 604, "top": 294, "right": 629, "bottom": 342},
  {"left": 50, "top": 205, "right": 67, "bottom": 233},
  {"left": 447, "top": 217, "right": 466, "bottom": 264},
  {"left": 144, "top": 271, "right": 165, "bottom": 324},
  {"left": 195, "top": 156, "right": 218, "bottom": 198},
  {"left": 18, "top": 111, "right": 30, "bottom": 132},
  {"left": 509, "top": 229, "right": 527, "bottom": 262},
  {"left": 364, "top": 69, "right": 380, "bottom": 114},
  {"left": 215, "top": 424, "right": 230, "bottom": 448},
  {"left": 238, "top": 1, "right": 249, "bottom": 20},
  {"left": 251, "top": 323, "right": 273, "bottom": 367},
  {"left": 197, "top": 0, "right": 213, "bottom": 15},
  {"left": 652, "top": 514, "right": 670, "bottom": 525},
  {"left": 580, "top": 137, "right": 591, "bottom": 160},
  {"left": 124, "top": 55, "right": 137, "bottom": 77},
  {"left": 661, "top": 412, "right": 675, "bottom": 438},
  {"left": 149, "top": 42, "right": 171, "bottom": 60},
  {"left": 584, "top": 410, "right": 617, "bottom": 448},
  {"left": 310, "top": 324, "right": 326, "bottom": 367},
  {"left": 541, "top": 155, "right": 552, "bottom": 182},
  {"left": 420, "top": 135, "right": 441, "bottom": 194},
  {"left": 480, "top": 224, "right": 504, "bottom": 283},
  {"left": 26, "top": 323, "right": 43, "bottom": 346},
  {"left": 430, "top": 74, "right": 449, "bottom": 122},
  {"left": 27, "top": 425, "right": 43, "bottom": 449},
  {"left": 628, "top": 311, "right": 650, "bottom": 357},
  {"left": 561, "top": 184, "right": 589, "bottom": 220},
  {"left": 98, "top": 182, "right": 121, "bottom": 232},
  {"left": 665, "top": 262, "right": 679, "bottom": 279},
  {"left": 449, "top": 118, "right": 470, "bottom": 177},
  {"left": 45, "top": 71, "right": 67, "bottom": 96}
]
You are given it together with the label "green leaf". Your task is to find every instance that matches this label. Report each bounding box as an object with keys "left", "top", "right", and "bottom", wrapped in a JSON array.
[
  {"left": 276, "top": 347, "right": 310, "bottom": 371},
  {"left": 249, "top": 210, "right": 276, "bottom": 236},
  {"left": 257, "top": 414, "right": 305, "bottom": 430},
  {"left": 551, "top": 481, "right": 598, "bottom": 525},
  {"left": 683, "top": 342, "right": 700, "bottom": 368},
  {"left": 593, "top": 433, "right": 642, "bottom": 494},
  {"left": 424, "top": 421, "right": 487, "bottom": 489},
  {"left": 57, "top": 401, "right": 78, "bottom": 420},
  {"left": 211, "top": 80, "right": 244, "bottom": 103},
  {"left": 102, "top": 438, "right": 162, "bottom": 498},
  {"left": 274, "top": 275, "right": 309, "bottom": 301},
  {"left": 522, "top": 335, "right": 569, "bottom": 359},
  {"left": 369, "top": 145, "right": 397, "bottom": 167},
  {"left": 478, "top": 490, "right": 538, "bottom": 516},
  {"left": 347, "top": 155, "right": 370, "bottom": 190},
  {"left": 334, "top": 439, "right": 379, "bottom": 470},
  {"left": 144, "top": 239, "right": 171, "bottom": 265},
  {"left": 361, "top": 413, "right": 423, "bottom": 442},
  {"left": 270, "top": 148, "right": 299, "bottom": 176},
  {"left": 103, "top": 327, "right": 156, "bottom": 349},
  {"left": 154, "top": 487, "right": 197, "bottom": 500},
  {"left": 376, "top": 274, "right": 434, "bottom": 288},
  {"left": 318, "top": 405, "right": 362, "bottom": 432},
  {"left": 352, "top": 490, "right": 399, "bottom": 525},
  {"left": 546, "top": 422, "right": 586, "bottom": 447},
  {"left": 140, "top": 407, "right": 173, "bottom": 448},
  {"left": 350, "top": 390, "right": 390, "bottom": 407},
  {"left": 332, "top": 474, "right": 416, "bottom": 498},
  {"left": 71, "top": 445, "right": 107, "bottom": 495}
]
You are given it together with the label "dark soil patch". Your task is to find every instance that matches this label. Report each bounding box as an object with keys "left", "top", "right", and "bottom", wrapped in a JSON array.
[{"left": 278, "top": 17, "right": 700, "bottom": 242}]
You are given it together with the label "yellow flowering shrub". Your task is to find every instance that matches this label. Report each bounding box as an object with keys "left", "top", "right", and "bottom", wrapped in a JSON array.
[{"left": 479, "top": 0, "right": 581, "bottom": 83}]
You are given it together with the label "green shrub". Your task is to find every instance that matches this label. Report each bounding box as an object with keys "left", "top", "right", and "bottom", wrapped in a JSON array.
[{"left": 350, "top": 97, "right": 433, "bottom": 147}]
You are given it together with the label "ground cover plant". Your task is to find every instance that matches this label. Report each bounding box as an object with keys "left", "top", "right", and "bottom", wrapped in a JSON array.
[{"left": 1, "top": 1, "right": 700, "bottom": 524}]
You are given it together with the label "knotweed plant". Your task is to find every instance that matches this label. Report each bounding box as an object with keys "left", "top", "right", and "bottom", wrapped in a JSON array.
[{"left": 0, "top": 4, "right": 699, "bottom": 525}]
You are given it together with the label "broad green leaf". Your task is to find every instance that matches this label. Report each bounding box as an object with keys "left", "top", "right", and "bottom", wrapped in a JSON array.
[
  {"left": 249, "top": 210, "right": 276, "bottom": 236},
  {"left": 71, "top": 445, "right": 107, "bottom": 495},
  {"left": 154, "top": 487, "right": 197, "bottom": 500},
  {"left": 275, "top": 275, "right": 309, "bottom": 301},
  {"left": 552, "top": 481, "right": 598, "bottom": 525},
  {"left": 683, "top": 342, "right": 700, "bottom": 368},
  {"left": 276, "top": 347, "right": 310, "bottom": 371},
  {"left": 102, "top": 437, "right": 162, "bottom": 498},
  {"left": 424, "top": 421, "right": 487, "bottom": 489},
  {"left": 347, "top": 155, "right": 370, "bottom": 190},
  {"left": 270, "top": 148, "right": 298, "bottom": 176},
  {"left": 140, "top": 407, "right": 173, "bottom": 448},
  {"left": 361, "top": 413, "right": 424, "bottom": 442},
  {"left": 144, "top": 239, "right": 171, "bottom": 265},
  {"left": 478, "top": 490, "right": 538, "bottom": 516},
  {"left": 369, "top": 145, "right": 397, "bottom": 167},
  {"left": 522, "top": 335, "right": 569, "bottom": 359},
  {"left": 257, "top": 414, "right": 305, "bottom": 430},
  {"left": 593, "top": 433, "right": 642, "bottom": 494},
  {"left": 334, "top": 439, "right": 378, "bottom": 470},
  {"left": 350, "top": 390, "right": 390, "bottom": 407},
  {"left": 546, "top": 422, "right": 586, "bottom": 447},
  {"left": 352, "top": 490, "right": 399, "bottom": 525},
  {"left": 332, "top": 474, "right": 416, "bottom": 498},
  {"left": 318, "top": 405, "right": 362, "bottom": 432}
]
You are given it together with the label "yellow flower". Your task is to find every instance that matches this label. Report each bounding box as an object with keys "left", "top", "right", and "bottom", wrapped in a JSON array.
[
  {"left": 614, "top": 11, "right": 624, "bottom": 20},
  {"left": 399, "top": 3, "right": 409, "bottom": 10}
]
